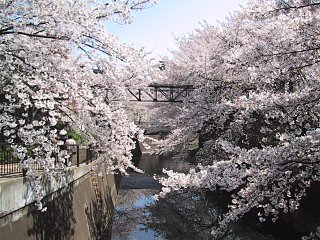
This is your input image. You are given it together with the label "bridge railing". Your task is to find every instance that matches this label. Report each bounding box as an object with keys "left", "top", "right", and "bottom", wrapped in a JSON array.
[
  {"left": 127, "top": 84, "right": 195, "bottom": 102},
  {"left": 0, "top": 143, "right": 93, "bottom": 177},
  {"left": 105, "top": 84, "right": 195, "bottom": 103}
]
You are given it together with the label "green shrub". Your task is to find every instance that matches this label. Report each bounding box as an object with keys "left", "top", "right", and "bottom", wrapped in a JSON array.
[{"left": 67, "top": 129, "right": 86, "bottom": 144}]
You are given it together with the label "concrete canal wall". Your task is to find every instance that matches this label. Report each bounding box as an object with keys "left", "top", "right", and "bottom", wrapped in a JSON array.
[{"left": 0, "top": 163, "right": 119, "bottom": 240}]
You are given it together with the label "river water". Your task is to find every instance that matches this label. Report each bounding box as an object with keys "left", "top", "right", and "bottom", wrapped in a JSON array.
[{"left": 108, "top": 152, "right": 298, "bottom": 240}]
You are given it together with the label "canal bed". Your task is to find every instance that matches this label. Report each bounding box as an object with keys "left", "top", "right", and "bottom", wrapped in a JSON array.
[{"left": 108, "top": 153, "right": 291, "bottom": 240}]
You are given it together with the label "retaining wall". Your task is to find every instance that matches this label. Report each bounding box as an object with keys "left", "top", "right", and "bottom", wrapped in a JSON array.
[{"left": 0, "top": 163, "right": 119, "bottom": 240}]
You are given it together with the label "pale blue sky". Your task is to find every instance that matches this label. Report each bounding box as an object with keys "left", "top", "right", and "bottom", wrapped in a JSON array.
[{"left": 107, "top": 0, "right": 249, "bottom": 58}]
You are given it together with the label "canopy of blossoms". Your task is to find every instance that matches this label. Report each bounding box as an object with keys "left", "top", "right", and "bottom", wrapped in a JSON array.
[
  {"left": 0, "top": 0, "right": 160, "bottom": 209},
  {"left": 157, "top": 0, "right": 320, "bottom": 238}
]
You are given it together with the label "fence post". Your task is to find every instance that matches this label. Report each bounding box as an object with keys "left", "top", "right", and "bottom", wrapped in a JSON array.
[
  {"left": 88, "top": 145, "right": 93, "bottom": 164},
  {"left": 76, "top": 145, "right": 80, "bottom": 167},
  {"left": 86, "top": 146, "right": 89, "bottom": 164}
]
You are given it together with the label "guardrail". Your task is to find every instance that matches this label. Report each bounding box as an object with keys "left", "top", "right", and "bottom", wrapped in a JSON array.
[
  {"left": 65, "top": 144, "right": 93, "bottom": 167},
  {"left": 0, "top": 143, "right": 93, "bottom": 176}
]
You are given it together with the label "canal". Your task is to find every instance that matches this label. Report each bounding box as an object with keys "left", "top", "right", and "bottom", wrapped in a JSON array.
[{"left": 107, "top": 151, "right": 293, "bottom": 240}]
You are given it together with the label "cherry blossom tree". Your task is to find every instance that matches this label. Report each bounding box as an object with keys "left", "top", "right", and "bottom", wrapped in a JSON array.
[
  {"left": 0, "top": 0, "right": 160, "bottom": 209},
  {"left": 158, "top": 0, "right": 320, "bottom": 238}
]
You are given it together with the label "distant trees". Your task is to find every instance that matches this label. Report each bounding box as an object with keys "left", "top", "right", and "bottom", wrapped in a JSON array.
[
  {"left": 0, "top": 0, "right": 159, "bottom": 208},
  {"left": 158, "top": 0, "right": 320, "bottom": 238}
]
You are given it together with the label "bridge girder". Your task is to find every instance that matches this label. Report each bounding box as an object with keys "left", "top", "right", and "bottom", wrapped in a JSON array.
[{"left": 127, "top": 84, "right": 195, "bottom": 103}]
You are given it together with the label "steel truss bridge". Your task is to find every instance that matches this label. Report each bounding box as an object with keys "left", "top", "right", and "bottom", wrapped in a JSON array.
[{"left": 126, "top": 84, "right": 195, "bottom": 103}]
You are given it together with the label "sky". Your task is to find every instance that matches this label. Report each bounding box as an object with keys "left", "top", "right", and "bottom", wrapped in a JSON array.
[{"left": 107, "top": 0, "right": 249, "bottom": 58}]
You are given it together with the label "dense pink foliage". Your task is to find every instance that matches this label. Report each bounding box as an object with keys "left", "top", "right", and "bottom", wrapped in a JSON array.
[
  {"left": 158, "top": 0, "right": 320, "bottom": 238},
  {"left": 0, "top": 0, "right": 159, "bottom": 209}
]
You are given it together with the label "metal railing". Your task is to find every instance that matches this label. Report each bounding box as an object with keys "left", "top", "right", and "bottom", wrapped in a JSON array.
[
  {"left": 0, "top": 143, "right": 94, "bottom": 176},
  {"left": 0, "top": 144, "right": 25, "bottom": 175},
  {"left": 64, "top": 144, "right": 94, "bottom": 167}
]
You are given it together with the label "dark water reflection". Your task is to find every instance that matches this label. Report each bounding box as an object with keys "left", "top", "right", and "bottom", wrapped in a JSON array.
[
  {"left": 132, "top": 153, "right": 195, "bottom": 175},
  {"left": 109, "top": 154, "right": 280, "bottom": 240},
  {"left": 111, "top": 189, "right": 163, "bottom": 240}
]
